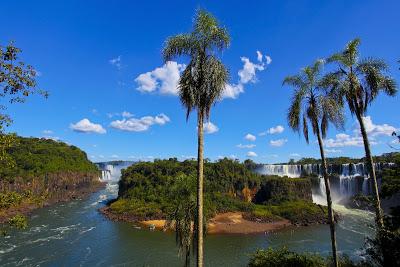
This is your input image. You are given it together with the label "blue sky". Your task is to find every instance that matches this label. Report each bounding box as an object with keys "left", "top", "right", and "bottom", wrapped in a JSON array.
[{"left": 2, "top": 0, "right": 399, "bottom": 163}]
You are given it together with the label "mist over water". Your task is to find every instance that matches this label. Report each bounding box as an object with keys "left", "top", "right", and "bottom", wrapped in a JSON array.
[{"left": 0, "top": 162, "right": 375, "bottom": 266}]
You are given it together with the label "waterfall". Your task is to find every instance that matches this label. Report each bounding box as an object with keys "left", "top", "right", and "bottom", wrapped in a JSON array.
[
  {"left": 255, "top": 162, "right": 394, "bottom": 199},
  {"left": 95, "top": 161, "right": 136, "bottom": 182}
]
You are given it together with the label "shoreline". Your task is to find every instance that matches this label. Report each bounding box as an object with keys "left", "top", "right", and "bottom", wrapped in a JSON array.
[
  {"left": 0, "top": 181, "right": 105, "bottom": 224},
  {"left": 100, "top": 208, "right": 292, "bottom": 235}
]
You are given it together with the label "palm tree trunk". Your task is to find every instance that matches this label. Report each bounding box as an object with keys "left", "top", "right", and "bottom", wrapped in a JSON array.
[
  {"left": 316, "top": 125, "right": 339, "bottom": 267},
  {"left": 356, "top": 112, "right": 384, "bottom": 229},
  {"left": 196, "top": 111, "right": 204, "bottom": 267}
]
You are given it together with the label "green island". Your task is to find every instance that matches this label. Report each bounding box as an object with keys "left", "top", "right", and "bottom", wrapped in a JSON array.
[{"left": 102, "top": 158, "right": 332, "bottom": 233}]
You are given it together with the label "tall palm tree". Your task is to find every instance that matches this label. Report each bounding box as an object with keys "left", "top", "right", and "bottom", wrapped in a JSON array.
[
  {"left": 325, "top": 39, "right": 397, "bottom": 229},
  {"left": 163, "top": 9, "right": 229, "bottom": 267},
  {"left": 284, "top": 60, "right": 344, "bottom": 267}
]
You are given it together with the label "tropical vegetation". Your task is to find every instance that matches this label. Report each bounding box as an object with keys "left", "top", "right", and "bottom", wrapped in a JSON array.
[
  {"left": 0, "top": 136, "right": 100, "bottom": 234},
  {"left": 162, "top": 9, "right": 230, "bottom": 266},
  {"left": 0, "top": 41, "right": 47, "bottom": 167},
  {"left": 248, "top": 247, "right": 367, "bottom": 267},
  {"left": 324, "top": 38, "right": 397, "bottom": 229},
  {"left": 110, "top": 158, "right": 330, "bottom": 224},
  {"left": 283, "top": 59, "right": 344, "bottom": 266}
]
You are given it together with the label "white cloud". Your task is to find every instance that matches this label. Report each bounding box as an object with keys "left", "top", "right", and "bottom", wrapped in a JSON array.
[
  {"left": 289, "top": 153, "right": 301, "bottom": 157},
  {"left": 326, "top": 149, "right": 342, "bottom": 153},
  {"left": 110, "top": 113, "right": 170, "bottom": 132},
  {"left": 222, "top": 51, "right": 271, "bottom": 99},
  {"left": 135, "top": 61, "right": 185, "bottom": 95},
  {"left": 122, "top": 111, "right": 134, "bottom": 118},
  {"left": 355, "top": 116, "right": 397, "bottom": 137},
  {"left": 246, "top": 151, "right": 258, "bottom": 157},
  {"left": 325, "top": 133, "right": 371, "bottom": 148},
  {"left": 222, "top": 83, "right": 244, "bottom": 99},
  {"left": 42, "top": 135, "right": 60, "bottom": 141},
  {"left": 267, "top": 125, "right": 284, "bottom": 134},
  {"left": 136, "top": 51, "right": 271, "bottom": 100},
  {"left": 238, "top": 56, "right": 264, "bottom": 84},
  {"left": 203, "top": 122, "right": 219, "bottom": 134},
  {"left": 324, "top": 116, "right": 396, "bottom": 148},
  {"left": 237, "top": 144, "right": 256, "bottom": 149},
  {"left": 70, "top": 119, "right": 106, "bottom": 134},
  {"left": 42, "top": 130, "right": 53, "bottom": 135},
  {"left": 111, "top": 154, "right": 119, "bottom": 159},
  {"left": 245, "top": 133, "right": 256, "bottom": 142},
  {"left": 109, "top": 56, "right": 122, "bottom": 69},
  {"left": 270, "top": 138, "right": 288, "bottom": 147},
  {"left": 256, "top": 51, "right": 263, "bottom": 62},
  {"left": 263, "top": 154, "right": 278, "bottom": 158},
  {"left": 265, "top": 55, "right": 272, "bottom": 65}
]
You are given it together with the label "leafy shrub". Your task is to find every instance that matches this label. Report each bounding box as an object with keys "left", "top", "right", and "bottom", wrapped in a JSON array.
[
  {"left": 248, "top": 247, "right": 364, "bottom": 267},
  {"left": 248, "top": 247, "right": 326, "bottom": 267},
  {"left": 364, "top": 228, "right": 400, "bottom": 267},
  {"left": 0, "top": 192, "right": 23, "bottom": 209},
  {"left": 8, "top": 214, "right": 28, "bottom": 229}
]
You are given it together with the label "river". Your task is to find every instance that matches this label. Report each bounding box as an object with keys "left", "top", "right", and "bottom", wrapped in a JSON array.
[{"left": 0, "top": 182, "right": 374, "bottom": 266}]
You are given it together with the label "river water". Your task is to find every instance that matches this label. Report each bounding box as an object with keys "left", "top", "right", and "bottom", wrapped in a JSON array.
[{"left": 0, "top": 182, "right": 374, "bottom": 266}]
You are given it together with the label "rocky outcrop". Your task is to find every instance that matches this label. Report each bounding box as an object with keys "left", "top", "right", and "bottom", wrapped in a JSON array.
[
  {"left": 0, "top": 172, "right": 104, "bottom": 223},
  {"left": 253, "top": 177, "right": 313, "bottom": 204}
]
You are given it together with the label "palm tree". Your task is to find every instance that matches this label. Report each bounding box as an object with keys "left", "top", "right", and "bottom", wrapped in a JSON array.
[
  {"left": 166, "top": 174, "right": 196, "bottom": 267},
  {"left": 325, "top": 39, "right": 397, "bottom": 229},
  {"left": 284, "top": 60, "right": 344, "bottom": 267},
  {"left": 163, "top": 9, "right": 230, "bottom": 266}
]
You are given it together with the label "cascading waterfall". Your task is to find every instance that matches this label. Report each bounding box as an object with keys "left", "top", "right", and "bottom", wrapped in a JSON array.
[
  {"left": 255, "top": 162, "right": 395, "bottom": 202},
  {"left": 95, "top": 161, "right": 136, "bottom": 182}
]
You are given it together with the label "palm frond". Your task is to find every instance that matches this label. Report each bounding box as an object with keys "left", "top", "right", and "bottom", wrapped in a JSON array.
[
  {"left": 287, "top": 89, "right": 304, "bottom": 132},
  {"left": 202, "top": 56, "right": 229, "bottom": 119},
  {"left": 163, "top": 34, "right": 194, "bottom": 62},
  {"left": 381, "top": 76, "right": 397, "bottom": 96},
  {"left": 357, "top": 57, "right": 388, "bottom": 72},
  {"left": 282, "top": 75, "right": 305, "bottom": 89}
]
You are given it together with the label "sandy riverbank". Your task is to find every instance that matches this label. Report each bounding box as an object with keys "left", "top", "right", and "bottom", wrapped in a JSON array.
[{"left": 138, "top": 212, "right": 291, "bottom": 234}]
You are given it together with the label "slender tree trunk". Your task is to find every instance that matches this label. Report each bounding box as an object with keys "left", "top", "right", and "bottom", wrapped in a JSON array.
[
  {"left": 316, "top": 125, "right": 339, "bottom": 267},
  {"left": 356, "top": 112, "right": 384, "bottom": 229},
  {"left": 196, "top": 111, "right": 204, "bottom": 267}
]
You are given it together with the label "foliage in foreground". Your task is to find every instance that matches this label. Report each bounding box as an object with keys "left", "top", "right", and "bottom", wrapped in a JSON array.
[{"left": 248, "top": 247, "right": 366, "bottom": 267}]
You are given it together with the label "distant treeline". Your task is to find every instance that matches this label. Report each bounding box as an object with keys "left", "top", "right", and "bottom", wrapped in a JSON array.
[
  {"left": 0, "top": 136, "right": 99, "bottom": 182},
  {"left": 285, "top": 152, "right": 400, "bottom": 165}
]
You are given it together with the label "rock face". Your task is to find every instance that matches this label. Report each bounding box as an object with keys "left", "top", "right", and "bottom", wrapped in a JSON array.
[
  {"left": 0, "top": 172, "right": 103, "bottom": 223},
  {"left": 253, "top": 177, "right": 313, "bottom": 204}
]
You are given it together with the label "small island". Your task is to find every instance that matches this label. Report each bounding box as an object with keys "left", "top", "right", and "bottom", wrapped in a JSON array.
[{"left": 101, "top": 158, "right": 334, "bottom": 234}]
